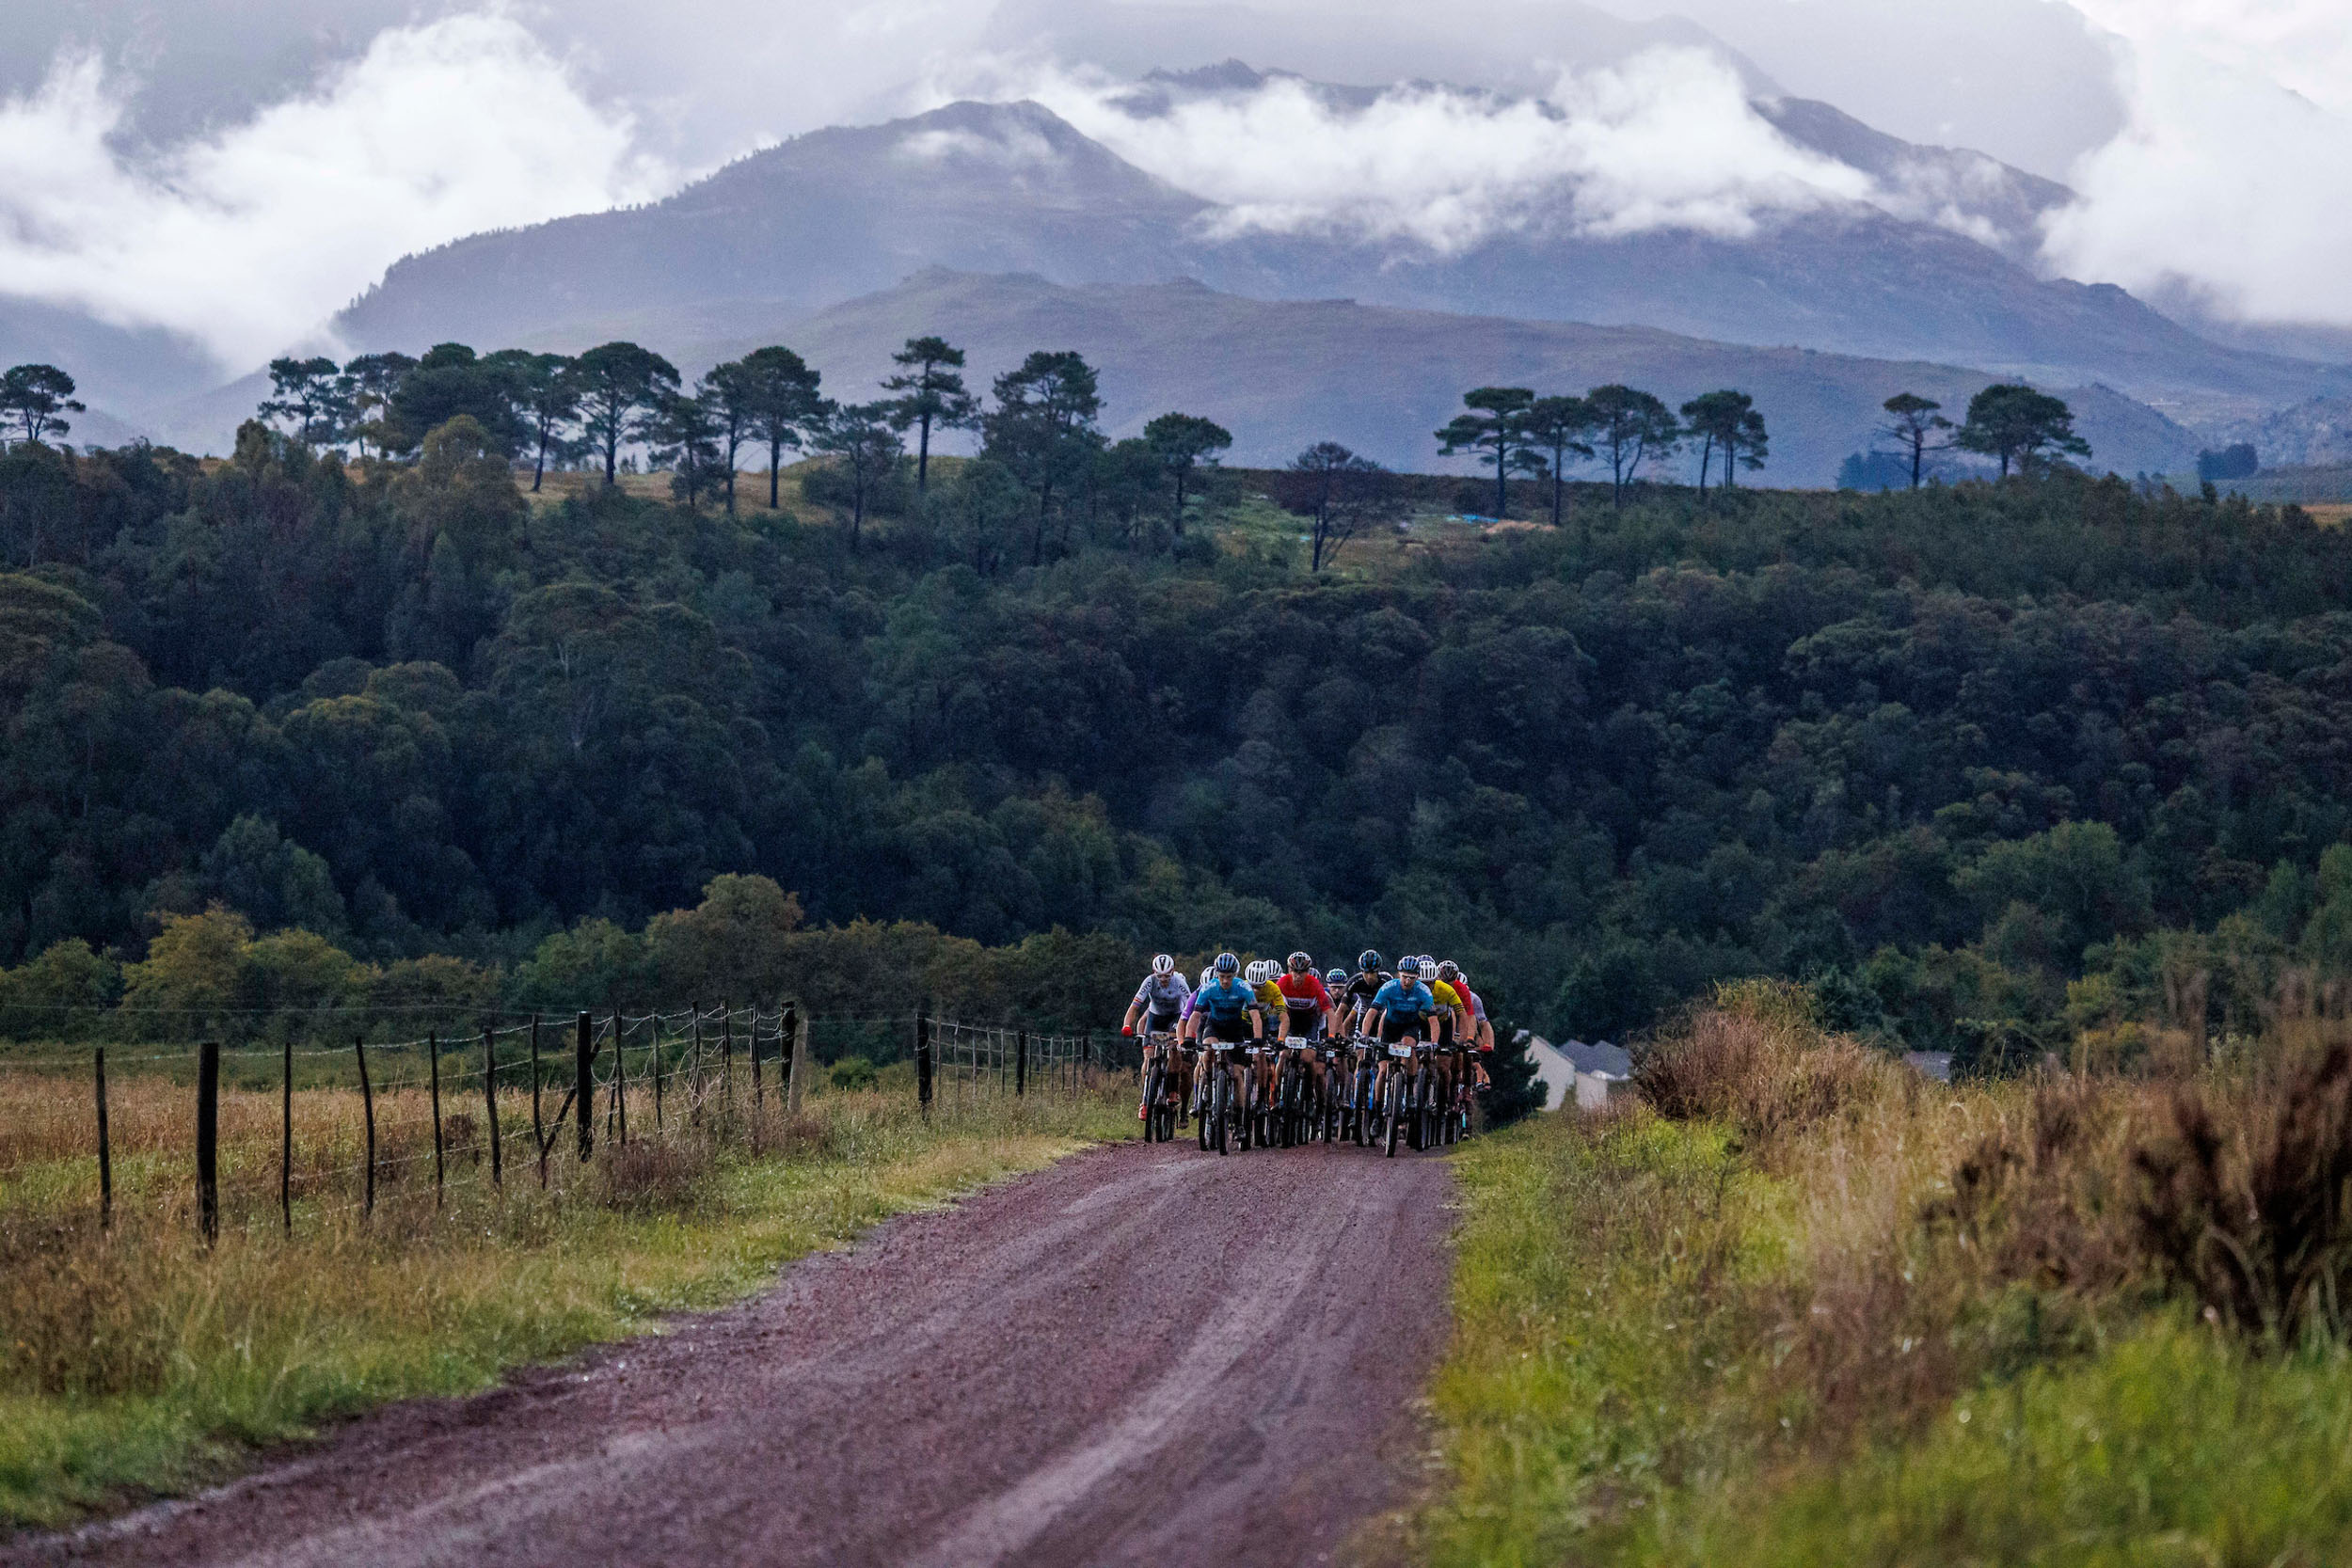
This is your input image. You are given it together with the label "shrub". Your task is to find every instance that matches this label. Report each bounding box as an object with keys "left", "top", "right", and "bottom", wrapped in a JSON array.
[{"left": 828, "top": 1055, "right": 879, "bottom": 1091}]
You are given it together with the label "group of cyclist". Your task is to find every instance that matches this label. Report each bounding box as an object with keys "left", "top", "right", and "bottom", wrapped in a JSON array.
[{"left": 1120, "top": 949, "right": 1495, "bottom": 1156}]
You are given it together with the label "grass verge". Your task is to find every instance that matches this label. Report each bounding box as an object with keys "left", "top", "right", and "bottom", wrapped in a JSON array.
[
  {"left": 1422, "top": 987, "right": 2352, "bottom": 1567},
  {"left": 0, "top": 1079, "right": 1127, "bottom": 1529}
]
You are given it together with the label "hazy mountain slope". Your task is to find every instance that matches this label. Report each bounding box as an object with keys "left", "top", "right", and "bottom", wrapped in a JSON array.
[
  {"left": 0, "top": 296, "right": 222, "bottom": 435},
  {"left": 596, "top": 269, "right": 2198, "bottom": 486},
  {"left": 336, "top": 98, "right": 2339, "bottom": 431}
]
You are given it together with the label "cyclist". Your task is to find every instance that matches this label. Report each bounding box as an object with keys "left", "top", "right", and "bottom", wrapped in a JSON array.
[
  {"left": 1122, "top": 954, "right": 1192, "bottom": 1123},
  {"left": 1320, "top": 965, "right": 1357, "bottom": 1138},
  {"left": 1191, "top": 953, "right": 1262, "bottom": 1145},
  {"left": 1274, "top": 951, "right": 1333, "bottom": 1137},
  {"left": 1339, "top": 949, "right": 1390, "bottom": 1037},
  {"left": 1424, "top": 958, "right": 1471, "bottom": 1118},
  {"left": 1371, "top": 957, "right": 1442, "bottom": 1147}
]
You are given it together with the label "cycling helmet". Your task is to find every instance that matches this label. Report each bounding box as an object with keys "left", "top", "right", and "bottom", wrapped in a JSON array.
[
  {"left": 1215, "top": 952, "right": 1239, "bottom": 976},
  {"left": 1358, "top": 949, "right": 1382, "bottom": 974},
  {"left": 1245, "top": 959, "right": 1265, "bottom": 984},
  {"left": 1287, "top": 951, "right": 1311, "bottom": 974},
  {"left": 1325, "top": 968, "right": 1347, "bottom": 988},
  {"left": 1152, "top": 953, "right": 1175, "bottom": 976},
  {"left": 1398, "top": 957, "right": 1423, "bottom": 980},
  {"left": 1437, "top": 959, "right": 1460, "bottom": 982},
  {"left": 1198, "top": 966, "right": 1216, "bottom": 990}
]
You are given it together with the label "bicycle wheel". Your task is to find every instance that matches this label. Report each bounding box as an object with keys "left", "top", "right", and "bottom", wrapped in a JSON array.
[
  {"left": 1385, "top": 1070, "right": 1404, "bottom": 1158},
  {"left": 1142, "top": 1062, "right": 1165, "bottom": 1142},
  {"left": 1211, "top": 1069, "right": 1230, "bottom": 1155}
]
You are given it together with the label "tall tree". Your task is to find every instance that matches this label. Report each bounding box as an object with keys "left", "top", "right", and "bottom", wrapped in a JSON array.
[
  {"left": 1956, "top": 384, "right": 2090, "bottom": 478},
  {"left": 735, "top": 346, "right": 824, "bottom": 510},
  {"left": 1679, "top": 390, "right": 1751, "bottom": 500},
  {"left": 1585, "top": 385, "right": 1680, "bottom": 509},
  {"left": 980, "top": 351, "right": 1104, "bottom": 566},
  {"left": 1141, "top": 412, "right": 1232, "bottom": 535},
  {"left": 881, "top": 337, "right": 977, "bottom": 493},
  {"left": 572, "top": 341, "right": 680, "bottom": 485},
  {"left": 695, "top": 358, "right": 767, "bottom": 515},
  {"left": 648, "top": 390, "right": 726, "bottom": 510},
  {"left": 1725, "top": 405, "right": 1770, "bottom": 489},
  {"left": 482, "top": 350, "right": 579, "bottom": 492},
  {"left": 1521, "top": 395, "right": 1596, "bottom": 530},
  {"left": 386, "top": 343, "right": 528, "bottom": 458},
  {"left": 1277, "top": 440, "right": 1394, "bottom": 572},
  {"left": 259, "top": 356, "right": 344, "bottom": 447},
  {"left": 1876, "top": 392, "right": 1953, "bottom": 490},
  {"left": 1436, "top": 386, "right": 1541, "bottom": 521},
  {"left": 336, "top": 352, "right": 416, "bottom": 461},
  {"left": 0, "top": 365, "right": 86, "bottom": 447},
  {"left": 812, "top": 402, "right": 906, "bottom": 551}
]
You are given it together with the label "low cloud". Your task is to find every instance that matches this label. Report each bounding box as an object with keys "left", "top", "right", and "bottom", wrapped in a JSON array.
[
  {"left": 1017, "top": 48, "right": 1873, "bottom": 252},
  {"left": 0, "top": 12, "right": 667, "bottom": 371},
  {"left": 2042, "top": 0, "right": 2352, "bottom": 325}
]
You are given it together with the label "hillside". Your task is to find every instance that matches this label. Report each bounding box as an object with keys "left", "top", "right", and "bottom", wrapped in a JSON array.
[{"left": 335, "top": 95, "right": 2343, "bottom": 432}]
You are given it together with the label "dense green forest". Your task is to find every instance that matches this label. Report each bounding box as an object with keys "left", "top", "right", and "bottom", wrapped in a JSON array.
[{"left": 3, "top": 374, "right": 2349, "bottom": 1062}]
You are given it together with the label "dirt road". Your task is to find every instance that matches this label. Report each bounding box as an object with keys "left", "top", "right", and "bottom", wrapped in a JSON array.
[{"left": 17, "top": 1140, "right": 1455, "bottom": 1568}]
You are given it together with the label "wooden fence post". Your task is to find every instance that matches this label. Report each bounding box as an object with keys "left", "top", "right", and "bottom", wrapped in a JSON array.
[
  {"left": 1017, "top": 1029, "right": 1028, "bottom": 1097},
  {"left": 94, "top": 1045, "right": 112, "bottom": 1230},
  {"left": 721, "top": 1000, "right": 734, "bottom": 1117},
  {"left": 575, "top": 1011, "right": 594, "bottom": 1162},
  {"left": 788, "top": 1005, "right": 809, "bottom": 1118},
  {"left": 280, "top": 1035, "right": 294, "bottom": 1233},
  {"left": 356, "top": 1038, "right": 375, "bottom": 1217},
  {"left": 196, "top": 1040, "right": 220, "bottom": 1246},
  {"left": 530, "top": 1014, "right": 547, "bottom": 1187},
  {"left": 483, "top": 1024, "right": 502, "bottom": 1189},
  {"left": 689, "top": 1001, "right": 703, "bottom": 1125},
  {"left": 428, "top": 1030, "right": 445, "bottom": 1207},
  {"left": 651, "top": 1010, "right": 664, "bottom": 1132},
  {"left": 916, "top": 1008, "right": 932, "bottom": 1115}
]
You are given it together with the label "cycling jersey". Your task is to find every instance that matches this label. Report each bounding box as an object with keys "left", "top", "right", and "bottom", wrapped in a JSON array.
[
  {"left": 1342, "top": 971, "right": 1390, "bottom": 1019},
  {"left": 1193, "top": 976, "right": 1256, "bottom": 1023},
  {"left": 1373, "top": 978, "right": 1438, "bottom": 1019},
  {"left": 1253, "top": 978, "right": 1283, "bottom": 1013},
  {"left": 1431, "top": 980, "right": 1466, "bottom": 1014},
  {"left": 1275, "top": 972, "right": 1330, "bottom": 1037},
  {"left": 1133, "top": 972, "right": 1191, "bottom": 1023}
]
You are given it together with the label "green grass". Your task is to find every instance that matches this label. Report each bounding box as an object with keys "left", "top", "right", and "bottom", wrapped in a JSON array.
[
  {"left": 1425, "top": 1107, "right": 2352, "bottom": 1568},
  {"left": 0, "top": 1087, "right": 1127, "bottom": 1528}
]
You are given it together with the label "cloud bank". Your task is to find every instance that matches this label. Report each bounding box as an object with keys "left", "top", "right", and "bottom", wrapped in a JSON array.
[
  {"left": 0, "top": 12, "right": 665, "bottom": 370},
  {"left": 2042, "top": 0, "right": 2352, "bottom": 325},
  {"left": 1016, "top": 49, "right": 1872, "bottom": 252}
]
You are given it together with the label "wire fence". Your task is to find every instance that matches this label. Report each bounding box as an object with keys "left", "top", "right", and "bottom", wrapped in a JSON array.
[{"left": 0, "top": 1004, "right": 1122, "bottom": 1242}]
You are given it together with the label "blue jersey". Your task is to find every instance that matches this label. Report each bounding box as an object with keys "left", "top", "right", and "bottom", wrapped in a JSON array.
[
  {"left": 1193, "top": 976, "right": 1256, "bottom": 1022},
  {"left": 1372, "top": 978, "right": 1438, "bottom": 1019}
]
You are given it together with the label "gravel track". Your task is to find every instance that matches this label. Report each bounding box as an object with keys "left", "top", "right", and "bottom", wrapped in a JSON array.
[{"left": 13, "top": 1139, "right": 1455, "bottom": 1568}]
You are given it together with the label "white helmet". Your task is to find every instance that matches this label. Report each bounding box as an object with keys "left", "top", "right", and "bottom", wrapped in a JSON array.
[{"left": 1152, "top": 953, "right": 1175, "bottom": 975}]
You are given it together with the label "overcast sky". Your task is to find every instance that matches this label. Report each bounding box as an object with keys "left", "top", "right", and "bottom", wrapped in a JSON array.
[{"left": 2, "top": 0, "right": 2345, "bottom": 369}]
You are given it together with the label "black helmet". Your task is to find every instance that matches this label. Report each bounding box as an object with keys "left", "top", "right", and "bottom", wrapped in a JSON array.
[
  {"left": 1358, "top": 949, "right": 1382, "bottom": 974},
  {"left": 1215, "top": 952, "right": 1239, "bottom": 975}
]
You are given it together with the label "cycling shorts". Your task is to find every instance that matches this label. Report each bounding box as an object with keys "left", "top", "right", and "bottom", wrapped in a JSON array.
[
  {"left": 1201, "top": 1014, "right": 1255, "bottom": 1044},
  {"left": 1379, "top": 1014, "right": 1427, "bottom": 1046},
  {"left": 1144, "top": 1008, "right": 1181, "bottom": 1036}
]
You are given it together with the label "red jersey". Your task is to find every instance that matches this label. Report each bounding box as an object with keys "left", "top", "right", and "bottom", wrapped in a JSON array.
[{"left": 1275, "top": 972, "right": 1330, "bottom": 1011}]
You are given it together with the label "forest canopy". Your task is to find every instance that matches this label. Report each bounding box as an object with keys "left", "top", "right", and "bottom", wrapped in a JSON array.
[{"left": 0, "top": 335, "right": 2331, "bottom": 1066}]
